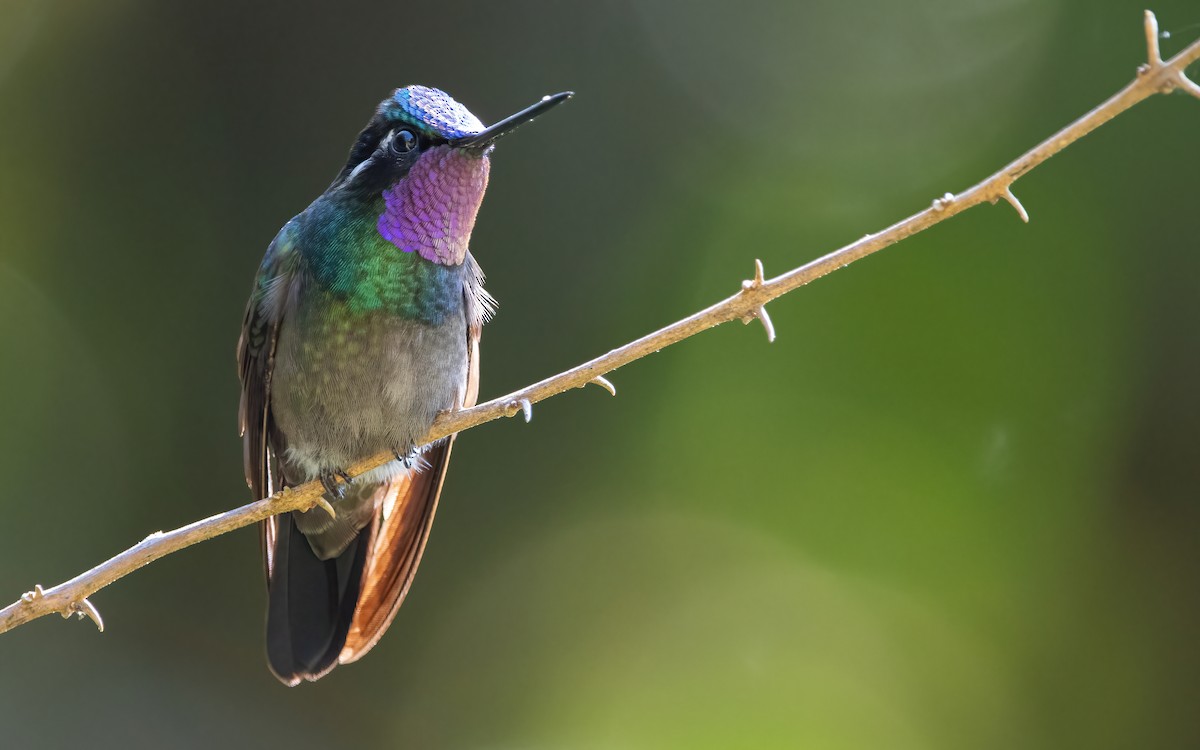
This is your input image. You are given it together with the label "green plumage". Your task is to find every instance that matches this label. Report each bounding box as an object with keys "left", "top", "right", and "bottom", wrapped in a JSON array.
[{"left": 291, "top": 196, "right": 465, "bottom": 323}]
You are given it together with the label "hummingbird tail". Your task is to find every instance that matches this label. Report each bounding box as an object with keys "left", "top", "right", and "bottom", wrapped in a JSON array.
[
  {"left": 262, "top": 438, "right": 454, "bottom": 685},
  {"left": 265, "top": 512, "right": 369, "bottom": 686}
]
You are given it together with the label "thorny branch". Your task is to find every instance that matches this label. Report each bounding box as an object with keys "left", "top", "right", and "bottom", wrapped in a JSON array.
[{"left": 2, "top": 11, "right": 1198, "bottom": 636}]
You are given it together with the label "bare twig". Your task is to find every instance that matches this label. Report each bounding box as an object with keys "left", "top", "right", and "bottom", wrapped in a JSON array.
[
  {"left": 0, "top": 489, "right": 334, "bottom": 634},
  {"left": 2, "top": 11, "right": 1198, "bottom": 637}
]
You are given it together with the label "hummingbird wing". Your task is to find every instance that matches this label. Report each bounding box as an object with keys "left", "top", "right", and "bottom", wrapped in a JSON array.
[
  {"left": 237, "top": 225, "right": 298, "bottom": 573},
  {"left": 244, "top": 226, "right": 372, "bottom": 685},
  {"left": 338, "top": 253, "right": 490, "bottom": 664}
]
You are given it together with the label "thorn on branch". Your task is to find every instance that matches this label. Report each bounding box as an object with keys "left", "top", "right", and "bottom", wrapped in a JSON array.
[
  {"left": 737, "top": 259, "right": 775, "bottom": 341},
  {"left": 1138, "top": 11, "right": 1184, "bottom": 94},
  {"left": 741, "top": 305, "right": 776, "bottom": 343},
  {"left": 1002, "top": 186, "right": 1030, "bottom": 223},
  {"left": 313, "top": 496, "right": 337, "bottom": 519},
  {"left": 506, "top": 398, "right": 533, "bottom": 423},
  {"left": 588, "top": 375, "right": 617, "bottom": 396},
  {"left": 65, "top": 598, "right": 104, "bottom": 632},
  {"left": 1144, "top": 10, "right": 1163, "bottom": 66},
  {"left": 756, "top": 306, "right": 776, "bottom": 342},
  {"left": 932, "top": 192, "right": 956, "bottom": 211},
  {"left": 740, "top": 258, "right": 766, "bottom": 291},
  {"left": 20, "top": 585, "right": 45, "bottom": 604}
]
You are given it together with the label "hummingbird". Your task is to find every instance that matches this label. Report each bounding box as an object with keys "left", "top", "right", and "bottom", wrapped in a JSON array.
[{"left": 237, "top": 85, "right": 570, "bottom": 685}]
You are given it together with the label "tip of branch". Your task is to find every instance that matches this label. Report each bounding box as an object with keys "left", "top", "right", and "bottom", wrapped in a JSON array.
[
  {"left": 588, "top": 375, "right": 617, "bottom": 396},
  {"left": 741, "top": 259, "right": 767, "bottom": 291}
]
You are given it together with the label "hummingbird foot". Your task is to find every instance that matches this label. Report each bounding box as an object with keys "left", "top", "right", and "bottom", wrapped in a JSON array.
[
  {"left": 319, "top": 468, "right": 352, "bottom": 500},
  {"left": 392, "top": 447, "right": 434, "bottom": 473},
  {"left": 393, "top": 447, "right": 415, "bottom": 469}
]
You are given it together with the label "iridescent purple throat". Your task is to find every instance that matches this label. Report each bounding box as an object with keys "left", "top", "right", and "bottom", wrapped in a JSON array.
[{"left": 377, "top": 146, "right": 490, "bottom": 266}]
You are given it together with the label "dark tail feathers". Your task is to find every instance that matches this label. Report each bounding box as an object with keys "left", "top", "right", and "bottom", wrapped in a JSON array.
[{"left": 266, "top": 512, "right": 369, "bottom": 685}]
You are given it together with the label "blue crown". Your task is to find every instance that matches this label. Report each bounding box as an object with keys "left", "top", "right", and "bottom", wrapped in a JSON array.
[{"left": 383, "top": 85, "right": 485, "bottom": 139}]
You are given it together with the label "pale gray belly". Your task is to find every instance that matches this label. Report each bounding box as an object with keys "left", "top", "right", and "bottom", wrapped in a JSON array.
[{"left": 270, "top": 307, "right": 468, "bottom": 482}]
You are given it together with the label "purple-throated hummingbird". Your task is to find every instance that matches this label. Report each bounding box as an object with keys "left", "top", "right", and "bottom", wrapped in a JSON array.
[{"left": 237, "top": 86, "right": 570, "bottom": 685}]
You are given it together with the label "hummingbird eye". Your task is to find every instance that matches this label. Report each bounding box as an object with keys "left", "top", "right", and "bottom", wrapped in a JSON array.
[{"left": 389, "top": 129, "right": 418, "bottom": 155}]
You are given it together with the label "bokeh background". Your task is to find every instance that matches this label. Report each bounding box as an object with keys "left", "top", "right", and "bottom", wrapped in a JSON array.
[{"left": 1, "top": 0, "right": 1197, "bottom": 747}]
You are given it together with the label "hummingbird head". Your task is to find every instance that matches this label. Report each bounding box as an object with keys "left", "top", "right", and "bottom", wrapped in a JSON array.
[{"left": 335, "top": 85, "right": 571, "bottom": 266}]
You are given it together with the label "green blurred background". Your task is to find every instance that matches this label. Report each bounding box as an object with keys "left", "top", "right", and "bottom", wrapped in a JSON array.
[{"left": 1, "top": 0, "right": 1197, "bottom": 747}]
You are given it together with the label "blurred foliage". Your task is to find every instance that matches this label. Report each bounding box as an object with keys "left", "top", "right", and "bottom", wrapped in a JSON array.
[{"left": 1, "top": 0, "right": 1197, "bottom": 748}]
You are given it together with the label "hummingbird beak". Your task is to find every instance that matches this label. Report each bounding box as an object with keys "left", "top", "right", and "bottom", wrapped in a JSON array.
[{"left": 450, "top": 91, "right": 573, "bottom": 150}]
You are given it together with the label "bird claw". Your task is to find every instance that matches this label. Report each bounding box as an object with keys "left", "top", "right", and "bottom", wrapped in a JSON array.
[
  {"left": 392, "top": 448, "right": 416, "bottom": 469},
  {"left": 20, "top": 584, "right": 45, "bottom": 604},
  {"left": 319, "top": 468, "right": 352, "bottom": 500}
]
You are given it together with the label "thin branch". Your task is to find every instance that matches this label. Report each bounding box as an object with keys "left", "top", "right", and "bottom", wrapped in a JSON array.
[{"left": 2, "top": 10, "right": 1198, "bottom": 637}]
